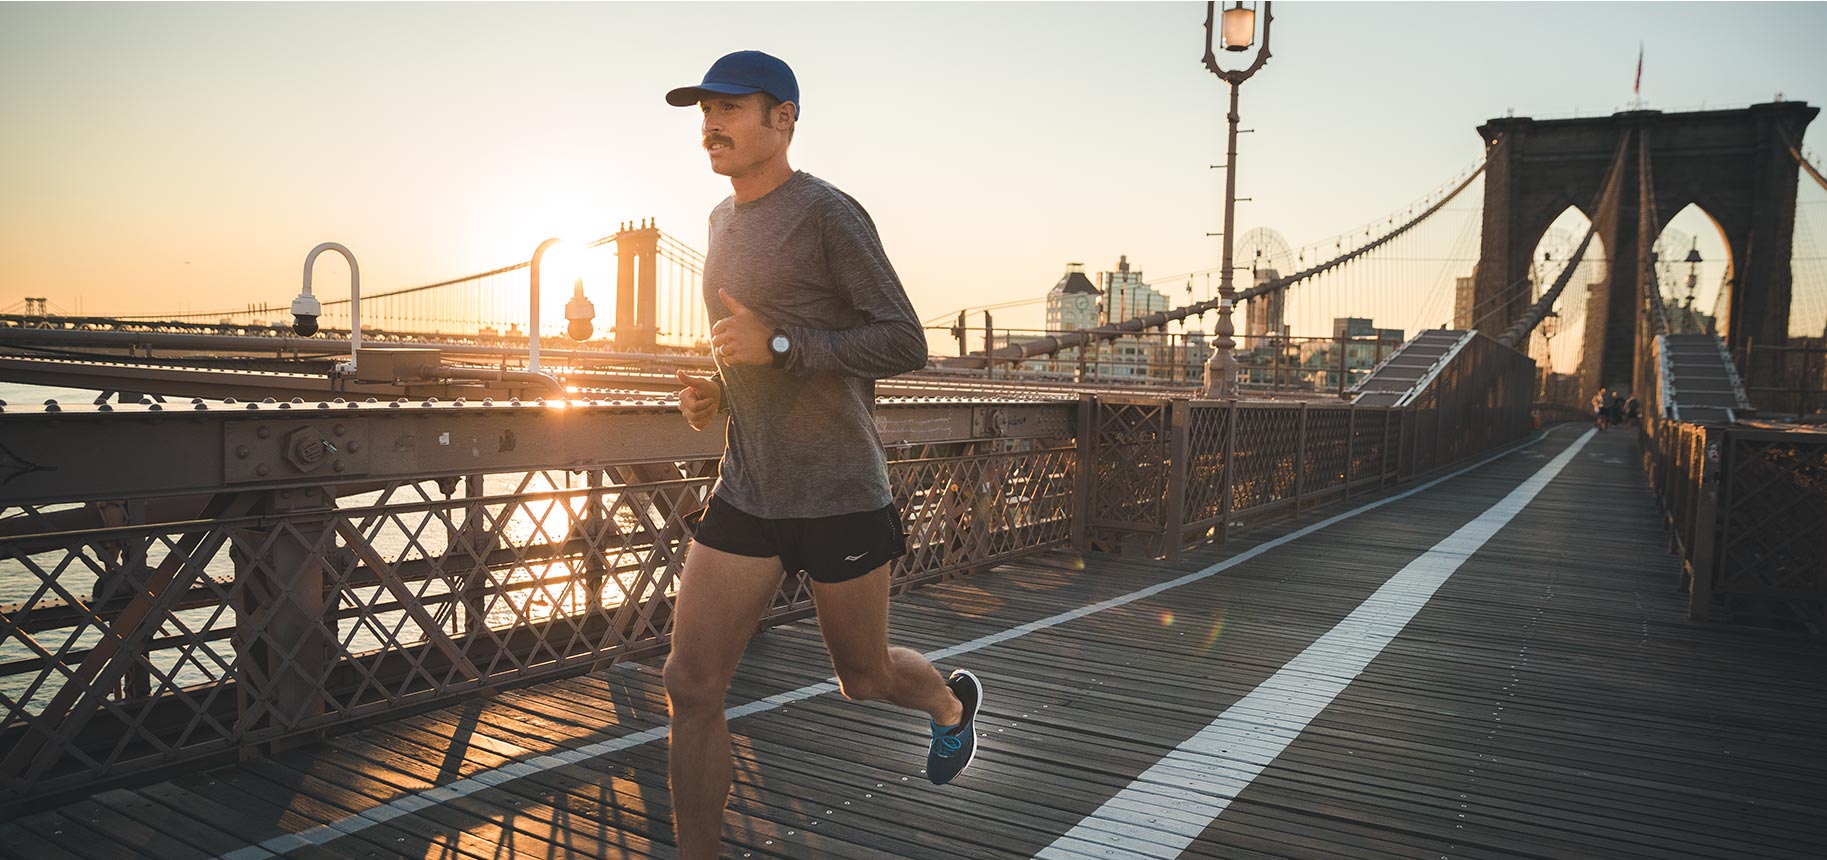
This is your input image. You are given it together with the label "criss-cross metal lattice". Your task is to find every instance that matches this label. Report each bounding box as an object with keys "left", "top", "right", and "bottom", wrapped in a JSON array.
[
  {"left": 1642, "top": 410, "right": 1826, "bottom": 630},
  {"left": 0, "top": 331, "right": 1542, "bottom": 809},
  {"left": 1716, "top": 432, "right": 1827, "bottom": 624},
  {"left": 0, "top": 426, "right": 1087, "bottom": 808}
]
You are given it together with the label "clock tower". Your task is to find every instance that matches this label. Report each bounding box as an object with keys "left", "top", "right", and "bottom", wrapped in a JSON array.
[{"left": 1045, "top": 263, "right": 1102, "bottom": 335}]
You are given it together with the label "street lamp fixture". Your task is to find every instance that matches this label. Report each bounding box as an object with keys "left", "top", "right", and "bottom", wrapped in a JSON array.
[
  {"left": 1221, "top": 2, "right": 1256, "bottom": 51},
  {"left": 1200, "top": 0, "right": 1274, "bottom": 399},
  {"left": 1682, "top": 238, "right": 1702, "bottom": 308}
]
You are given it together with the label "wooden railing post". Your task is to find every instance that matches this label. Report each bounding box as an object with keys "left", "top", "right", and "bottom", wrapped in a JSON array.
[
  {"left": 1382, "top": 406, "right": 1395, "bottom": 489},
  {"left": 1164, "top": 398, "right": 1189, "bottom": 561},
  {"left": 1687, "top": 427, "right": 1721, "bottom": 622},
  {"left": 1344, "top": 402, "right": 1357, "bottom": 502},
  {"left": 1219, "top": 403, "right": 1239, "bottom": 544},
  {"left": 1294, "top": 402, "right": 1309, "bottom": 518},
  {"left": 1071, "top": 394, "right": 1096, "bottom": 553}
]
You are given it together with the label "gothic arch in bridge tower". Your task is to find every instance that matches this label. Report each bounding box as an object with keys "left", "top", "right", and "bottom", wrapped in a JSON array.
[
  {"left": 1473, "top": 101, "right": 1816, "bottom": 393},
  {"left": 1522, "top": 208, "right": 1606, "bottom": 381},
  {"left": 1651, "top": 202, "right": 1735, "bottom": 335}
]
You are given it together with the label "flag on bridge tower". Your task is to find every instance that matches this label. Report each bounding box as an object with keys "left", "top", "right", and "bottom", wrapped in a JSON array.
[{"left": 1634, "top": 42, "right": 1643, "bottom": 96}]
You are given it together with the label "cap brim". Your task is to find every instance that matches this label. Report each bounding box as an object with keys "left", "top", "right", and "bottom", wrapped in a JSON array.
[{"left": 665, "top": 82, "right": 764, "bottom": 107}]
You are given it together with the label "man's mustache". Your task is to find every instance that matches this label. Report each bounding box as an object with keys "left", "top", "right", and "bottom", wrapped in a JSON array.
[{"left": 703, "top": 134, "right": 733, "bottom": 150}]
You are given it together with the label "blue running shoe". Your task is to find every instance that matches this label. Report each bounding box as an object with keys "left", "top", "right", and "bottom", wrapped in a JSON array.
[{"left": 927, "top": 669, "right": 982, "bottom": 785}]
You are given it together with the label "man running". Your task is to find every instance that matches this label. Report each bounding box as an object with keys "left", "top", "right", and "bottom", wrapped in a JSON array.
[{"left": 662, "top": 50, "right": 983, "bottom": 859}]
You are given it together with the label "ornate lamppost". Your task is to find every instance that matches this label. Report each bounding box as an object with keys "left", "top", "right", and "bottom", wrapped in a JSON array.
[
  {"left": 1200, "top": 1, "right": 1274, "bottom": 398},
  {"left": 1681, "top": 238, "right": 1703, "bottom": 333}
]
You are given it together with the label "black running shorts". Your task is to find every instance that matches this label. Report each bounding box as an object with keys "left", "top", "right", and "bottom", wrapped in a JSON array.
[{"left": 691, "top": 494, "right": 908, "bottom": 584}]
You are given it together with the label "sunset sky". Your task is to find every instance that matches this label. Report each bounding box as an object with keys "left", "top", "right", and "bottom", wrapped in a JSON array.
[{"left": 3, "top": 2, "right": 1824, "bottom": 339}]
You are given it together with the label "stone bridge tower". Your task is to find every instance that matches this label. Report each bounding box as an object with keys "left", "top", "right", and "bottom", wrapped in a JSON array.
[{"left": 1474, "top": 102, "right": 1816, "bottom": 394}]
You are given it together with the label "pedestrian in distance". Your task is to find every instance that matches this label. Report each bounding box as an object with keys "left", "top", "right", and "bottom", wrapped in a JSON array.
[
  {"left": 1626, "top": 395, "right": 1641, "bottom": 426},
  {"left": 1592, "top": 387, "right": 1609, "bottom": 431},
  {"left": 664, "top": 51, "right": 983, "bottom": 860}
]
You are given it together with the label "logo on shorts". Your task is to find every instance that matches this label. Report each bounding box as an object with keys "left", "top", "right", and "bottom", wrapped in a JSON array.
[{"left": 844, "top": 552, "right": 868, "bottom": 562}]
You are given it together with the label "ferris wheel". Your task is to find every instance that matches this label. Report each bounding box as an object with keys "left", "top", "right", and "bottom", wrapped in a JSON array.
[{"left": 1236, "top": 227, "right": 1295, "bottom": 279}]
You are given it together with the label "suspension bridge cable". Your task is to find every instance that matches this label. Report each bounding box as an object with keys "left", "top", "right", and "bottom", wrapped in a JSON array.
[
  {"left": 984, "top": 156, "right": 1491, "bottom": 361},
  {"left": 1404, "top": 204, "right": 1481, "bottom": 332},
  {"left": 1638, "top": 129, "right": 1671, "bottom": 338},
  {"left": 1780, "top": 126, "right": 1827, "bottom": 195}
]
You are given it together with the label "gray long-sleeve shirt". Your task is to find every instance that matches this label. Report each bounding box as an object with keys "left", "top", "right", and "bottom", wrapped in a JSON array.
[{"left": 703, "top": 171, "right": 928, "bottom": 519}]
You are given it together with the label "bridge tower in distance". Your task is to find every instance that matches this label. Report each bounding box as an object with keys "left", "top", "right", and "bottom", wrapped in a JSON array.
[{"left": 614, "top": 220, "right": 663, "bottom": 351}]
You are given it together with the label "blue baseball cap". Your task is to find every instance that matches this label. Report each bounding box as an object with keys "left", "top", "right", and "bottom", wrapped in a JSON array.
[{"left": 666, "top": 51, "right": 800, "bottom": 116}]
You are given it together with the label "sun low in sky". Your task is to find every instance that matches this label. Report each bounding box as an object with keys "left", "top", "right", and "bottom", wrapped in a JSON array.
[{"left": 2, "top": 2, "right": 1823, "bottom": 337}]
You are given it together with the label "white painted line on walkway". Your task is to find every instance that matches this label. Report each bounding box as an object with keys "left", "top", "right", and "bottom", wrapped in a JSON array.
[
  {"left": 1031, "top": 427, "right": 1597, "bottom": 860},
  {"left": 216, "top": 429, "right": 1561, "bottom": 860}
]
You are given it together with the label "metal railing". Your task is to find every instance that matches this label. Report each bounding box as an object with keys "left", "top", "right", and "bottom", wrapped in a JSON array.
[
  {"left": 0, "top": 336, "right": 1535, "bottom": 812},
  {"left": 1642, "top": 417, "right": 1827, "bottom": 630},
  {"left": 1739, "top": 340, "right": 1827, "bottom": 418},
  {"left": 1079, "top": 331, "right": 1535, "bottom": 559}
]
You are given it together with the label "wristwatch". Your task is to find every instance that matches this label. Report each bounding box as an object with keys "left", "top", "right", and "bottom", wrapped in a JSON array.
[{"left": 768, "top": 329, "right": 792, "bottom": 368}]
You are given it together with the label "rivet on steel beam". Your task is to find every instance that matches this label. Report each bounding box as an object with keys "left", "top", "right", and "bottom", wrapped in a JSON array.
[
  {"left": 224, "top": 397, "right": 238, "bottom": 404},
  {"left": 420, "top": 400, "right": 435, "bottom": 408},
  {"left": 333, "top": 461, "right": 346, "bottom": 473},
  {"left": 278, "top": 402, "right": 291, "bottom": 410},
  {"left": 290, "top": 398, "right": 303, "bottom": 404},
  {"left": 235, "top": 445, "right": 250, "bottom": 459},
  {"left": 333, "top": 424, "right": 346, "bottom": 436},
  {"left": 149, "top": 404, "right": 162, "bottom": 412},
  {"left": 333, "top": 397, "right": 346, "bottom": 404},
  {"left": 389, "top": 401, "right": 401, "bottom": 408},
  {"left": 365, "top": 398, "right": 378, "bottom": 403},
  {"left": 136, "top": 396, "right": 151, "bottom": 405},
  {"left": 316, "top": 402, "right": 329, "bottom": 409},
  {"left": 262, "top": 398, "right": 276, "bottom": 404},
  {"left": 395, "top": 397, "right": 408, "bottom": 404},
  {"left": 247, "top": 402, "right": 260, "bottom": 410},
  {"left": 510, "top": 398, "right": 521, "bottom": 406},
  {"left": 256, "top": 426, "right": 270, "bottom": 439},
  {"left": 195, "top": 401, "right": 208, "bottom": 411},
  {"left": 483, "top": 398, "right": 494, "bottom": 406},
  {"left": 453, "top": 397, "right": 465, "bottom": 406},
  {"left": 346, "top": 440, "right": 361, "bottom": 452},
  {"left": 98, "top": 403, "right": 113, "bottom": 412},
  {"left": 256, "top": 464, "right": 270, "bottom": 476},
  {"left": 345, "top": 401, "right": 358, "bottom": 409},
  {"left": 191, "top": 398, "right": 204, "bottom": 404}
]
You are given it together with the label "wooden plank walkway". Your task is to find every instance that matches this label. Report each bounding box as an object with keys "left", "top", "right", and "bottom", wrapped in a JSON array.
[{"left": 4, "top": 424, "right": 1825, "bottom": 859}]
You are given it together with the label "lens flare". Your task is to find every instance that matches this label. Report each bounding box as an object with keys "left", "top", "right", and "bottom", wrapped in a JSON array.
[
  {"left": 1160, "top": 612, "right": 1175, "bottom": 626},
  {"left": 1202, "top": 593, "right": 1233, "bottom": 651}
]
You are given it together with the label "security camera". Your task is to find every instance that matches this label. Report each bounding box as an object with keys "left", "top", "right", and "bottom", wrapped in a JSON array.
[
  {"left": 290, "top": 291, "right": 322, "bottom": 337},
  {"left": 565, "top": 279, "right": 596, "bottom": 342}
]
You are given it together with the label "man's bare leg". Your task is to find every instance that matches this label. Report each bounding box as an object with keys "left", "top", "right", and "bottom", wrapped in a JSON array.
[
  {"left": 809, "top": 564, "right": 962, "bottom": 725},
  {"left": 663, "top": 542, "right": 785, "bottom": 860}
]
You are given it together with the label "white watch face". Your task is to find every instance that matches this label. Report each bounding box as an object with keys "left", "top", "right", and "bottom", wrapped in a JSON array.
[{"left": 771, "top": 334, "right": 790, "bottom": 353}]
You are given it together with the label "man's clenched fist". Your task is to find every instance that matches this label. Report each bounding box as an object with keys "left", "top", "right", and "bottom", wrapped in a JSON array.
[
  {"left": 710, "top": 289, "right": 773, "bottom": 366},
  {"left": 676, "top": 370, "right": 722, "bottom": 431}
]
